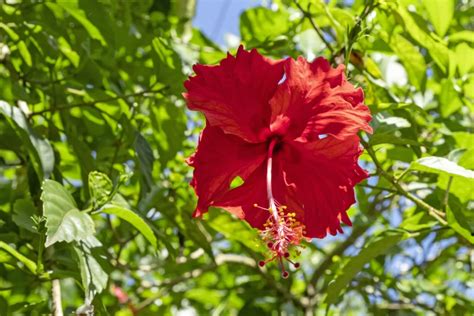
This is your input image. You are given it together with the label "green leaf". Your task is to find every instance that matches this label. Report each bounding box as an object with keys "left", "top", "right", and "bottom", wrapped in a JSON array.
[
  {"left": 369, "top": 114, "right": 418, "bottom": 146},
  {"left": 13, "top": 198, "right": 37, "bottom": 233},
  {"left": 152, "top": 37, "right": 184, "bottom": 94},
  {"left": 446, "top": 202, "right": 474, "bottom": 244},
  {"left": 454, "top": 43, "right": 474, "bottom": 76},
  {"left": 208, "top": 211, "right": 260, "bottom": 251},
  {"left": 101, "top": 205, "right": 157, "bottom": 248},
  {"left": 134, "top": 132, "right": 154, "bottom": 191},
  {"left": 240, "top": 7, "right": 290, "bottom": 44},
  {"left": 42, "top": 180, "right": 95, "bottom": 247},
  {"left": 17, "top": 41, "right": 32, "bottom": 67},
  {"left": 386, "top": 33, "right": 426, "bottom": 90},
  {"left": 438, "top": 174, "right": 473, "bottom": 204},
  {"left": 88, "top": 171, "right": 113, "bottom": 208},
  {"left": 0, "top": 241, "right": 37, "bottom": 274},
  {"left": 150, "top": 99, "right": 186, "bottom": 167},
  {"left": 186, "top": 288, "right": 223, "bottom": 307},
  {"left": 452, "top": 132, "right": 474, "bottom": 150},
  {"left": 448, "top": 194, "right": 474, "bottom": 233},
  {"left": 400, "top": 207, "right": 436, "bottom": 231},
  {"left": 48, "top": 1, "right": 106, "bottom": 46},
  {"left": 325, "top": 231, "right": 405, "bottom": 305},
  {"left": 449, "top": 30, "right": 474, "bottom": 44},
  {"left": 439, "top": 79, "right": 463, "bottom": 117},
  {"left": 230, "top": 176, "right": 244, "bottom": 189},
  {"left": 422, "top": 0, "right": 454, "bottom": 37},
  {"left": 411, "top": 156, "right": 474, "bottom": 179},
  {"left": 396, "top": 7, "right": 449, "bottom": 73},
  {"left": 57, "top": 36, "right": 80, "bottom": 68},
  {"left": 74, "top": 240, "right": 108, "bottom": 304},
  {"left": 0, "top": 101, "right": 55, "bottom": 180},
  {"left": 0, "top": 22, "right": 19, "bottom": 41}
]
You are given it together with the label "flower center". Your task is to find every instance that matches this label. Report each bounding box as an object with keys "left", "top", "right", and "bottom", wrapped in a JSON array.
[{"left": 255, "top": 138, "right": 306, "bottom": 278}]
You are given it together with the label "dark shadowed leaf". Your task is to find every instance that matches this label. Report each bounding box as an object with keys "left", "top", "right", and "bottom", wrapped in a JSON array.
[
  {"left": 13, "top": 198, "right": 37, "bottom": 233},
  {"left": 0, "top": 101, "right": 54, "bottom": 180},
  {"left": 325, "top": 231, "right": 406, "bottom": 305},
  {"left": 152, "top": 37, "right": 185, "bottom": 94},
  {"left": 134, "top": 132, "right": 155, "bottom": 192}
]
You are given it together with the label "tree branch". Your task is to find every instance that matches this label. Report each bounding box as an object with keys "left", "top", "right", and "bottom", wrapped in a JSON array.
[
  {"left": 29, "top": 87, "right": 168, "bottom": 117},
  {"left": 51, "top": 279, "right": 63, "bottom": 316},
  {"left": 361, "top": 139, "right": 447, "bottom": 225}
]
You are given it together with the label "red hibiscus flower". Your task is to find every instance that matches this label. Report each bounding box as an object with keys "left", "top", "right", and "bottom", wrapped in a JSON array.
[{"left": 184, "top": 46, "right": 372, "bottom": 276}]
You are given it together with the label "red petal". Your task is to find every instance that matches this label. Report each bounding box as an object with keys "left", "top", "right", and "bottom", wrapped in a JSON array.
[
  {"left": 280, "top": 135, "right": 367, "bottom": 238},
  {"left": 212, "top": 154, "right": 291, "bottom": 230},
  {"left": 269, "top": 57, "right": 372, "bottom": 141},
  {"left": 188, "top": 124, "right": 267, "bottom": 217},
  {"left": 212, "top": 164, "right": 270, "bottom": 229},
  {"left": 184, "top": 46, "right": 285, "bottom": 143}
]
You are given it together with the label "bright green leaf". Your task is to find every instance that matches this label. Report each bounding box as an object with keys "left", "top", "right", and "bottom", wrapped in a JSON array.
[
  {"left": 0, "top": 241, "right": 37, "bottom": 274},
  {"left": 454, "top": 43, "right": 474, "bottom": 76},
  {"left": 42, "top": 180, "right": 95, "bottom": 247},
  {"left": 240, "top": 7, "right": 290, "bottom": 44},
  {"left": 17, "top": 41, "right": 32, "bottom": 67},
  {"left": 439, "top": 79, "right": 463, "bottom": 117},
  {"left": 57, "top": 36, "right": 80, "bottom": 67},
  {"left": 396, "top": 7, "right": 449, "bottom": 73},
  {"left": 101, "top": 205, "right": 157, "bottom": 248},
  {"left": 411, "top": 156, "right": 474, "bottom": 179},
  {"left": 422, "top": 0, "right": 454, "bottom": 37},
  {"left": 449, "top": 30, "right": 474, "bottom": 44},
  {"left": 0, "top": 22, "right": 19, "bottom": 41},
  {"left": 387, "top": 33, "right": 426, "bottom": 89}
]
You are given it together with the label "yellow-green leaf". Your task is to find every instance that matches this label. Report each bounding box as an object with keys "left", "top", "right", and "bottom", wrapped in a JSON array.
[{"left": 422, "top": 0, "right": 454, "bottom": 37}]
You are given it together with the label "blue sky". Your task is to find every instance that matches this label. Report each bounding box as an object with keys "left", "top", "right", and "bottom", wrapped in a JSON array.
[{"left": 193, "top": 0, "right": 264, "bottom": 46}]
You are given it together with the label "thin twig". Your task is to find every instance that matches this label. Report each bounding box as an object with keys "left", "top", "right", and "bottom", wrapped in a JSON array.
[
  {"left": 359, "top": 183, "right": 397, "bottom": 193},
  {"left": 294, "top": 1, "right": 335, "bottom": 55}
]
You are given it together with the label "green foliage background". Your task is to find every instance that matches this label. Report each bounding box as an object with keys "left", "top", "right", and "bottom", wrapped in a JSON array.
[{"left": 0, "top": 0, "right": 473, "bottom": 315}]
